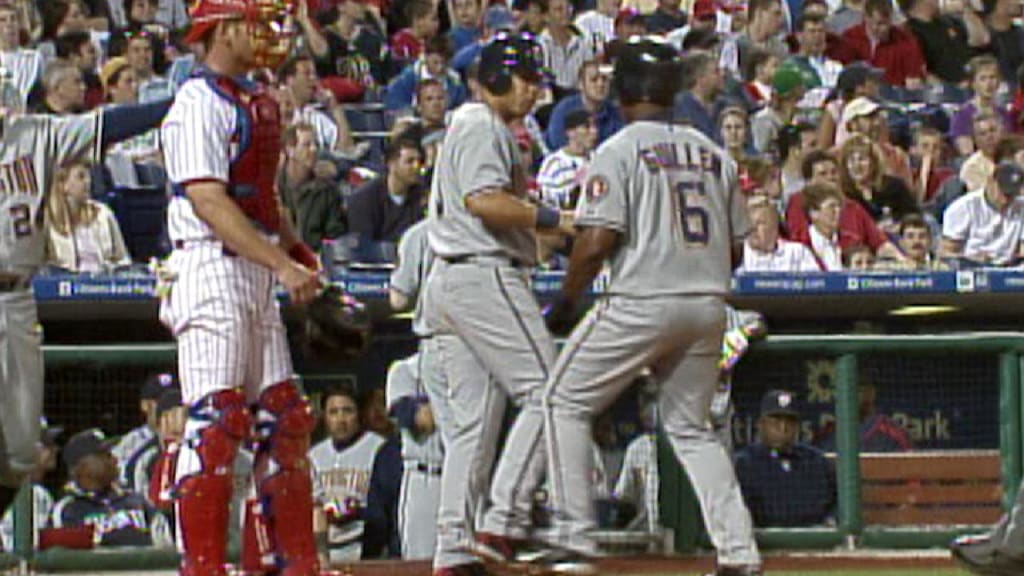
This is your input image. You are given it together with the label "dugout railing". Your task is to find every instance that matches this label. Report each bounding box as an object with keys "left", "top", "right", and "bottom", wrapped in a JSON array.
[
  {"left": 5, "top": 334, "right": 1024, "bottom": 570},
  {"left": 661, "top": 333, "right": 1024, "bottom": 554}
]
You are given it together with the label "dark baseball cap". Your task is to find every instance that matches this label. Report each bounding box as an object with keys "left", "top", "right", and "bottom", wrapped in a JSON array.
[
  {"left": 155, "top": 387, "right": 183, "bottom": 419},
  {"left": 836, "top": 62, "right": 884, "bottom": 95},
  {"left": 996, "top": 161, "right": 1024, "bottom": 198},
  {"left": 140, "top": 372, "right": 176, "bottom": 401},
  {"left": 564, "top": 109, "right": 593, "bottom": 133},
  {"left": 40, "top": 416, "right": 63, "bottom": 447},
  {"left": 478, "top": 31, "right": 547, "bottom": 85},
  {"left": 760, "top": 389, "right": 800, "bottom": 418},
  {"left": 62, "top": 428, "right": 116, "bottom": 471}
]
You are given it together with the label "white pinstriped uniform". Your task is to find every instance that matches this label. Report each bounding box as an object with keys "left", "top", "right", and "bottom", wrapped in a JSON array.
[
  {"left": 159, "top": 77, "right": 293, "bottom": 407},
  {"left": 159, "top": 77, "right": 292, "bottom": 505}
]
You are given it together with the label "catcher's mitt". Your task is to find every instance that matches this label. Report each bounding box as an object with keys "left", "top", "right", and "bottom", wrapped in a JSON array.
[{"left": 304, "top": 286, "right": 372, "bottom": 359}]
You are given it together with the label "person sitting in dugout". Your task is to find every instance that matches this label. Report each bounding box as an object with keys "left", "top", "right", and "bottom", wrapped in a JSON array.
[
  {"left": 48, "top": 428, "right": 173, "bottom": 548},
  {"left": 734, "top": 390, "right": 836, "bottom": 528}
]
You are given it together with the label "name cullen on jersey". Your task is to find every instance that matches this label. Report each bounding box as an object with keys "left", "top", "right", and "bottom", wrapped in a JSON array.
[
  {"left": 640, "top": 141, "right": 722, "bottom": 175},
  {"left": 0, "top": 155, "right": 39, "bottom": 196}
]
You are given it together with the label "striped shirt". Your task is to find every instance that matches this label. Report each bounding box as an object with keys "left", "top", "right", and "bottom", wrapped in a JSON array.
[
  {"left": 614, "top": 434, "right": 659, "bottom": 533},
  {"left": 296, "top": 104, "right": 339, "bottom": 151},
  {"left": 538, "top": 26, "right": 598, "bottom": 92},
  {"left": 1, "top": 48, "right": 43, "bottom": 106},
  {"left": 537, "top": 147, "right": 589, "bottom": 208}
]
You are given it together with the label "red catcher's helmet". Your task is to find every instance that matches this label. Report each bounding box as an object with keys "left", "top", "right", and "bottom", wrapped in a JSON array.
[{"left": 184, "top": 0, "right": 296, "bottom": 69}]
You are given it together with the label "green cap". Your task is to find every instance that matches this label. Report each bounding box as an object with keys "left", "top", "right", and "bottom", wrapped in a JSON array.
[{"left": 773, "top": 65, "right": 806, "bottom": 98}]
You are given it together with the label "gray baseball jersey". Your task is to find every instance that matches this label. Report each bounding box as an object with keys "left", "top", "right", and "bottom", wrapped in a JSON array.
[
  {"left": 0, "top": 111, "right": 101, "bottom": 490},
  {"left": 576, "top": 121, "right": 749, "bottom": 296},
  {"left": 0, "top": 112, "right": 102, "bottom": 276},
  {"left": 390, "top": 220, "right": 435, "bottom": 337},
  {"left": 309, "top": 432, "right": 386, "bottom": 561},
  {"left": 427, "top": 102, "right": 537, "bottom": 266},
  {"left": 112, "top": 425, "right": 157, "bottom": 487},
  {"left": 385, "top": 354, "right": 443, "bottom": 467},
  {"left": 385, "top": 354, "right": 443, "bottom": 559}
]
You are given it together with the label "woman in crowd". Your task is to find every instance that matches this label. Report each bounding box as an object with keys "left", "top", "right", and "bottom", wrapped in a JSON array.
[
  {"left": 46, "top": 162, "right": 130, "bottom": 272},
  {"left": 720, "top": 105, "right": 752, "bottom": 164},
  {"left": 838, "top": 134, "right": 918, "bottom": 233}
]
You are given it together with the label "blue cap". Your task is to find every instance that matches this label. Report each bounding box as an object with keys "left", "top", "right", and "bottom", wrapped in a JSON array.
[{"left": 484, "top": 5, "right": 515, "bottom": 31}]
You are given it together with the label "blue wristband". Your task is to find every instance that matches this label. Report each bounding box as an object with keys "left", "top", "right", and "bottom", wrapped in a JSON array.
[{"left": 536, "top": 205, "right": 561, "bottom": 229}]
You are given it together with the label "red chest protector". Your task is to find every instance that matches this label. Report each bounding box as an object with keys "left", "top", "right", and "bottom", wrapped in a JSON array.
[{"left": 206, "top": 73, "right": 282, "bottom": 233}]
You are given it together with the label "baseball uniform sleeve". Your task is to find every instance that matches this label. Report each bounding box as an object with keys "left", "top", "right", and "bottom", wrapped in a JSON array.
[
  {"left": 455, "top": 120, "right": 514, "bottom": 198},
  {"left": 47, "top": 112, "right": 103, "bottom": 166},
  {"left": 575, "top": 145, "right": 627, "bottom": 232},
  {"left": 161, "top": 81, "right": 234, "bottom": 185},
  {"left": 384, "top": 358, "right": 416, "bottom": 410},
  {"left": 942, "top": 196, "right": 971, "bottom": 242},
  {"left": 389, "top": 222, "right": 426, "bottom": 297}
]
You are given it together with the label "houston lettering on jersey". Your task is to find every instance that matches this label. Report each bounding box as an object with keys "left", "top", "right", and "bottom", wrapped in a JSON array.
[
  {"left": 0, "top": 155, "right": 39, "bottom": 196},
  {"left": 318, "top": 468, "right": 372, "bottom": 499}
]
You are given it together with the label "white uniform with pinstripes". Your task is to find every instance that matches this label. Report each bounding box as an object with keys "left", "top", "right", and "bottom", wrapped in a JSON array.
[{"left": 159, "top": 78, "right": 293, "bottom": 504}]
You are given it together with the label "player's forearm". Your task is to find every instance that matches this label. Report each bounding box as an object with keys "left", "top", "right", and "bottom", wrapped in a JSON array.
[
  {"left": 561, "top": 227, "right": 617, "bottom": 304},
  {"left": 100, "top": 99, "right": 173, "bottom": 148},
  {"left": 466, "top": 191, "right": 557, "bottom": 230},
  {"left": 187, "top": 185, "right": 293, "bottom": 272}
]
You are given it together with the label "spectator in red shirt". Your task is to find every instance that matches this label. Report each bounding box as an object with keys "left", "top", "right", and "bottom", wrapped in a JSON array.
[
  {"left": 786, "top": 150, "right": 906, "bottom": 263},
  {"left": 390, "top": 0, "right": 439, "bottom": 65},
  {"left": 837, "top": 0, "right": 927, "bottom": 88}
]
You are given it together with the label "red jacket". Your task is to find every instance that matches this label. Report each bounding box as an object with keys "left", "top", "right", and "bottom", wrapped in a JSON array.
[
  {"left": 837, "top": 23, "right": 927, "bottom": 87},
  {"left": 786, "top": 194, "right": 889, "bottom": 251}
]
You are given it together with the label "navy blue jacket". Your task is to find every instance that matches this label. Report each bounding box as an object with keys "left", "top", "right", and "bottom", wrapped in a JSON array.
[
  {"left": 734, "top": 442, "right": 835, "bottom": 527},
  {"left": 51, "top": 483, "right": 162, "bottom": 547},
  {"left": 545, "top": 93, "right": 624, "bottom": 151}
]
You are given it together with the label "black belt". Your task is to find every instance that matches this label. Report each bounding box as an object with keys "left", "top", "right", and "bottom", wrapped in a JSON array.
[
  {"left": 442, "top": 255, "right": 525, "bottom": 268},
  {"left": 0, "top": 275, "right": 30, "bottom": 292},
  {"left": 414, "top": 463, "right": 443, "bottom": 476}
]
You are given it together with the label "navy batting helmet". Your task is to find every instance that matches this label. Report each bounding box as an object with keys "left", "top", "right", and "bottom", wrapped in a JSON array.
[
  {"left": 477, "top": 31, "right": 546, "bottom": 95},
  {"left": 613, "top": 37, "right": 682, "bottom": 107}
]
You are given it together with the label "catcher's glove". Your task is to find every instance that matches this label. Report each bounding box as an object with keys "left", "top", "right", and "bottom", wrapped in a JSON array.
[{"left": 304, "top": 286, "right": 372, "bottom": 359}]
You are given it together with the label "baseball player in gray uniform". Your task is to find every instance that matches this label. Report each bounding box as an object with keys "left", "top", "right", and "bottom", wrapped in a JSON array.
[
  {"left": 0, "top": 95, "right": 171, "bottom": 521},
  {"left": 421, "top": 31, "right": 574, "bottom": 576},
  {"left": 388, "top": 220, "right": 451, "bottom": 560},
  {"left": 481, "top": 39, "right": 762, "bottom": 576},
  {"left": 385, "top": 354, "right": 444, "bottom": 559}
]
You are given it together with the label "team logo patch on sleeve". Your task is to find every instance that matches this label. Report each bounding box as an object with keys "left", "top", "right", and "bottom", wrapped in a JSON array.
[{"left": 585, "top": 175, "right": 609, "bottom": 201}]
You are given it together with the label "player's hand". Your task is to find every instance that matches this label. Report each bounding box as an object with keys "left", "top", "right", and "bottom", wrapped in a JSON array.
[
  {"left": 414, "top": 402, "right": 436, "bottom": 436},
  {"left": 558, "top": 210, "right": 576, "bottom": 236},
  {"left": 543, "top": 296, "right": 577, "bottom": 336},
  {"left": 277, "top": 261, "right": 321, "bottom": 305}
]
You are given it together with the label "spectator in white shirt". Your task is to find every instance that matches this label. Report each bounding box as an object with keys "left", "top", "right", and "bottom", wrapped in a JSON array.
[
  {"left": 801, "top": 182, "right": 846, "bottom": 271},
  {"left": 942, "top": 135, "right": 1024, "bottom": 266},
  {"left": 742, "top": 196, "right": 820, "bottom": 272},
  {"left": 575, "top": 0, "right": 620, "bottom": 53},
  {"left": 537, "top": 109, "right": 597, "bottom": 208},
  {"left": 538, "top": 0, "right": 599, "bottom": 99},
  {"left": 279, "top": 51, "right": 365, "bottom": 158},
  {"left": 45, "top": 162, "right": 130, "bottom": 272},
  {"left": 0, "top": 2, "right": 42, "bottom": 107},
  {"left": 960, "top": 112, "right": 1004, "bottom": 193}
]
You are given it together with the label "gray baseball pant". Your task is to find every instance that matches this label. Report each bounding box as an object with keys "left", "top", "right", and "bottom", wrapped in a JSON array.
[{"left": 0, "top": 290, "right": 43, "bottom": 489}]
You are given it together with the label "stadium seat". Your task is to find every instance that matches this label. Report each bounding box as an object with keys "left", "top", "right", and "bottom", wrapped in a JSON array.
[{"left": 102, "top": 188, "right": 170, "bottom": 262}]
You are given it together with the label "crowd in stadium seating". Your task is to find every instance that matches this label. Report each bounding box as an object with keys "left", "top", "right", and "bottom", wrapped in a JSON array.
[{"left": 6, "top": 0, "right": 1024, "bottom": 274}]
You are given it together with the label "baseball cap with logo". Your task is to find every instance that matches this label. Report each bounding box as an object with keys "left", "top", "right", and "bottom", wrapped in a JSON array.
[
  {"left": 760, "top": 390, "right": 799, "bottom": 418},
  {"left": 62, "top": 429, "right": 116, "bottom": 471},
  {"left": 996, "top": 161, "right": 1024, "bottom": 198},
  {"left": 184, "top": 0, "right": 250, "bottom": 44},
  {"left": 155, "top": 387, "right": 184, "bottom": 419},
  {"left": 140, "top": 372, "right": 176, "bottom": 401}
]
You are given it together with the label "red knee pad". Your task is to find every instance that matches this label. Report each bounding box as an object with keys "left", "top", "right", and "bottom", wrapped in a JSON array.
[
  {"left": 195, "top": 389, "right": 253, "bottom": 471},
  {"left": 261, "top": 468, "right": 319, "bottom": 574},
  {"left": 259, "top": 382, "right": 315, "bottom": 469}
]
